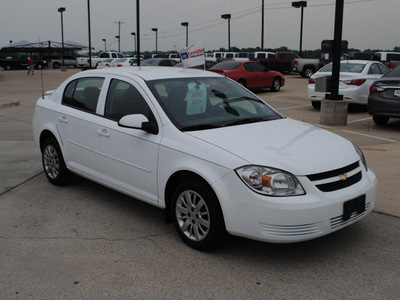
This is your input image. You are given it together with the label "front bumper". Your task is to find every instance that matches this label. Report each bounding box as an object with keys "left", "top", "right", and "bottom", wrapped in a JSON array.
[{"left": 213, "top": 166, "right": 376, "bottom": 243}]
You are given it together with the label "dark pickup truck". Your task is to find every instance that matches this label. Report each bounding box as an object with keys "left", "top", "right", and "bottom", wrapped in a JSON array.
[
  {"left": 0, "top": 57, "right": 47, "bottom": 71},
  {"left": 256, "top": 52, "right": 299, "bottom": 74}
]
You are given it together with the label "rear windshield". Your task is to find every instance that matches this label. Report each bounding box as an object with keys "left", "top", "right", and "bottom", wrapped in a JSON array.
[
  {"left": 383, "top": 66, "right": 400, "bottom": 78},
  {"left": 319, "top": 62, "right": 367, "bottom": 73}
]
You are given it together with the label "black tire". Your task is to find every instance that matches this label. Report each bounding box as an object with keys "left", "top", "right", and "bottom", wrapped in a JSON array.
[
  {"left": 5, "top": 65, "right": 11, "bottom": 71},
  {"left": 270, "top": 77, "right": 281, "bottom": 92},
  {"left": 373, "top": 116, "right": 389, "bottom": 126},
  {"left": 41, "top": 137, "right": 73, "bottom": 186},
  {"left": 312, "top": 101, "right": 321, "bottom": 110},
  {"left": 171, "top": 179, "right": 225, "bottom": 251},
  {"left": 53, "top": 62, "right": 60, "bottom": 69},
  {"left": 302, "top": 66, "right": 315, "bottom": 78}
]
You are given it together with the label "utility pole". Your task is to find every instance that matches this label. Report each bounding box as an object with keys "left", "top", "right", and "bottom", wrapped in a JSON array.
[{"left": 114, "top": 21, "right": 124, "bottom": 52}]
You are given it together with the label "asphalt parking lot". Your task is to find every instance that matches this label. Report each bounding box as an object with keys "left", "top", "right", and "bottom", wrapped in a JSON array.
[{"left": 0, "top": 69, "right": 399, "bottom": 299}]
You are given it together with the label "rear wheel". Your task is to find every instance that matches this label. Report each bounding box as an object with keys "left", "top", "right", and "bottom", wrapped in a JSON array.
[
  {"left": 373, "top": 116, "right": 389, "bottom": 126},
  {"left": 311, "top": 101, "right": 321, "bottom": 110},
  {"left": 302, "top": 66, "right": 315, "bottom": 78},
  {"left": 172, "top": 179, "right": 225, "bottom": 251},
  {"left": 41, "top": 137, "right": 73, "bottom": 185},
  {"left": 53, "top": 62, "right": 60, "bottom": 69}
]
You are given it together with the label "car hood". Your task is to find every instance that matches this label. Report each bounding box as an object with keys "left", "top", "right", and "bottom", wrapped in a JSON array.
[{"left": 186, "top": 118, "right": 359, "bottom": 176}]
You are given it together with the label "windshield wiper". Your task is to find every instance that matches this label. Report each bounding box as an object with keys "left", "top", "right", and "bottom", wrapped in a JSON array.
[
  {"left": 223, "top": 117, "right": 268, "bottom": 127},
  {"left": 180, "top": 123, "right": 223, "bottom": 131}
]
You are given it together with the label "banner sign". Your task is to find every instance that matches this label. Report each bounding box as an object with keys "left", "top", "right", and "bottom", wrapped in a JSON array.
[{"left": 180, "top": 42, "right": 205, "bottom": 68}]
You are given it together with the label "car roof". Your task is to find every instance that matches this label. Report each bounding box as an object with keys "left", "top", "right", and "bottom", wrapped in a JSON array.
[{"left": 78, "top": 66, "right": 223, "bottom": 81}]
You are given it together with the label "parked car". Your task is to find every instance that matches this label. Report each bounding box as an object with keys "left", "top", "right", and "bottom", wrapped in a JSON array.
[
  {"left": 49, "top": 56, "right": 77, "bottom": 69},
  {"left": 32, "top": 67, "right": 376, "bottom": 250},
  {"left": 110, "top": 57, "right": 142, "bottom": 67},
  {"left": 308, "top": 60, "right": 389, "bottom": 109},
  {"left": 142, "top": 58, "right": 179, "bottom": 67},
  {"left": 374, "top": 51, "right": 400, "bottom": 69},
  {"left": 96, "top": 58, "right": 114, "bottom": 69},
  {"left": 0, "top": 56, "right": 47, "bottom": 70},
  {"left": 76, "top": 51, "right": 125, "bottom": 68},
  {"left": 174, "top": 60, "right": 217, "bottom": 70},
  {"left": 209, "top": 61, "right": 284, "bottom": 91},
  {"left": 293, "top": 56, "right": 321, "bottom": 78},
  {"left": 368, "top": 66, "right": 400, "bottom": 125}
]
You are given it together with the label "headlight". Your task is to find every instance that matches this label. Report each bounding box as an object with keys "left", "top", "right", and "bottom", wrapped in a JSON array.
[
  {"left": 353, "top": 144, "right": 368, "bottom": 170},
  {"left": 235, "top": 166, "right": 305, "bottom": 197}
]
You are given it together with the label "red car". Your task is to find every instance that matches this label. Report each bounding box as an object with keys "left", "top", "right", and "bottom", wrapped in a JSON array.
[{"left": 209, "top": 61, "right": 285, "bottom": 91}]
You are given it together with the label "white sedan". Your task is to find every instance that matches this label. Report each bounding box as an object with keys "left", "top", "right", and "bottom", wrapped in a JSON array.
[
  {"left": 32, "top": 67, "right": 376, "bottom": 250},
  {"left": 308, "top": 60, "right": 388, "bottom": 108}
]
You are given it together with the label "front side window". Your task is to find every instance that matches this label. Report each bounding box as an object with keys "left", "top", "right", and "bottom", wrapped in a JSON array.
[
  {"left": 62, "top": 77, "right": 104, "bottom": 113},
  {"left": 104, "top": 79, "right": 153, "bottom": 122},
  {"left": 147, "top": 77, "right": 282, "bottom": 131}
]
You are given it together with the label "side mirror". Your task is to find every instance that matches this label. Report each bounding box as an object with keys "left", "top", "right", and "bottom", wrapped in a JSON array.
[{"left": 118, "top": 114, "right": 159, "bottom": 134}]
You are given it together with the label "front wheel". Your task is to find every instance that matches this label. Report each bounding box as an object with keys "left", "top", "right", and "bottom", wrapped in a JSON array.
[
  {"left": 270, "top": 78, "right": 281, "bottom": 92},
  {"left": 42, "top": 137, "right": 73, "bottom": 185},
  {"left": 172, "top": 179, "right": 225, "bottom": 250}
]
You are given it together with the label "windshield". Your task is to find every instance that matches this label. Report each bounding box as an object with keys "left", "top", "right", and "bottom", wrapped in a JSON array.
[
  {"left": 319, "top": 62, "right": 367, "bottom": 73},
  {"left": 147, "top": 77, "right": 282, "bottom": 131}
]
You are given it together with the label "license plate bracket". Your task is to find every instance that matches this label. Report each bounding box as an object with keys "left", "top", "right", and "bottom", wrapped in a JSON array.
[{"left": 343, "top": 195, "right": 366, "bottom": 221}]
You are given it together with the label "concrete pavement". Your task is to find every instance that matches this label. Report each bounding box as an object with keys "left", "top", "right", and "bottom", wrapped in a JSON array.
[{"left": 0, "top": 69, "right": 399, "bottom": 299}]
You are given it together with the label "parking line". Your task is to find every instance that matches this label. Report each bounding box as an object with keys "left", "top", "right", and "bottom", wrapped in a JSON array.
[
  {"left": 347, "top": 117, "right": 372, "bottom": 123},
  {"left": 340, "top": 130, "right": 398, "bottom": 143}
]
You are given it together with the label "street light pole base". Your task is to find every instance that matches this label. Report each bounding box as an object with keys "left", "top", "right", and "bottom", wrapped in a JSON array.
[{"left": 320, "top": 99, "right": 348, "bottom": 126}]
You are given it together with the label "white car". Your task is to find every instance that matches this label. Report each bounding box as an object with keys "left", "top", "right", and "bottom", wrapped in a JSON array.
[
  {"left": 308, "top": 60, "right": 388, "bottom": 108},
  {"left": 96, "top": 58, "right": 114, "bottom": 69},
  {"left": 110, "top": 57, "right": 142, "bottom": 67},
  {"left": 32, "top": 67, "right": 377, "bottom": 250}
]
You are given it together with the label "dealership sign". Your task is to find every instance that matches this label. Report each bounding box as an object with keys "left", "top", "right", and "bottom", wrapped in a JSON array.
[{"left": 180, "top": 42, "right": 205, "bottom": 68}]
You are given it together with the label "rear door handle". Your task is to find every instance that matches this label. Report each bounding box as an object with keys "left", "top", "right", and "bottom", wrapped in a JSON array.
[
  {"left": 58, "top": 116, "right": 68, "bottom": 123},
  {"left": 97, "top": 128, "right": 110, "bottom": 137}
]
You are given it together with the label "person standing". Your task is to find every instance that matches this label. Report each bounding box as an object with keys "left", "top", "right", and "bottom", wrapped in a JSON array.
[{"left": 27, "top": 57, "right": 34, "bottom": 75}]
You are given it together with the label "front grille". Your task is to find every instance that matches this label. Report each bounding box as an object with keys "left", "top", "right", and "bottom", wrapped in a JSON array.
[
  {"left": 259, "top": 222, "right": 323, "bottom": 237},
  {"left": 306, "top": 162, "right": 362, "bottom": 192},
  {"left": 330, "top": 202, "right": 370, "bottom": 229}
]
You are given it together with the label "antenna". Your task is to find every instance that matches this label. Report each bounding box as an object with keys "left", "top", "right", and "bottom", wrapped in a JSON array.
[{"left": 40, "top": 66, "right": 44, "bottom": 99}]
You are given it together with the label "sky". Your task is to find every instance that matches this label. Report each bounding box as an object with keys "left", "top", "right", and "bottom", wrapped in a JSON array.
[{"left": 0, "top": 0, "right": 399, "bottom": 54}]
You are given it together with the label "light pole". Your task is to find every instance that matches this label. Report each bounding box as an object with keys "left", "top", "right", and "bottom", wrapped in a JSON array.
[
  {"left": 136, "top": 0, "right": 141, "bottom": 66},
  {"left": 57, "top": 7, "right": 66, "bottom": 68},
  {"left": 152, "top": 28, "right": 158, "bottom": 56},
  {"left": 292, "top": 1, "right": 307, "bottom": 57},
  {"left": 114, "top": 21, "right": 124, "bottom": 52},
  {"left": 261, "top": 0, "right": 264, "bottom": 49},
  {"left": 102, "top": 39, "right": 106, "bottom": 52},
  {"left": 131, "top": 32, "right": 136, "bottom": 56},
  {"left": 221, "top": 14, "right": 231, "bottom": 51},
  {"left": 87, "top": 0, "right": 92, "bottom": 68},
  {"left": 181, "top": 22, "right": 189, "bottom": 47}
]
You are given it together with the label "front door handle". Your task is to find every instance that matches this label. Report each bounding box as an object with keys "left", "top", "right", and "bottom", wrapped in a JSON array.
[{"left": 97, "top": 128, "right": 110, "bottom": 137}]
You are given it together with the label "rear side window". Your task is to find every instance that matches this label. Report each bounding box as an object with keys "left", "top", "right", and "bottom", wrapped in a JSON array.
[{"left": 62, "top": 77, "right": 104, "bottom": 113}]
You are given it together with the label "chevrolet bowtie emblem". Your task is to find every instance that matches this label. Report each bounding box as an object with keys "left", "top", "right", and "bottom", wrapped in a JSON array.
[{"left": 339, "top": 174, "right": 348, "bottom": 181}]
